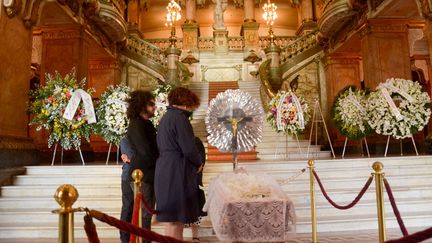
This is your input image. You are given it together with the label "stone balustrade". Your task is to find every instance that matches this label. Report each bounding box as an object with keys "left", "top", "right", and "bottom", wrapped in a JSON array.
[
  {"left": 259, "top": 36, "right": 296, "bottom": 49},
  {"left": 227, "top": 37, "right": 245, "bottom": 50},
  {"left": 280, "top": 30, "right": 318, "bottom": 63},
  {"left": 198, "top": 37, "right": 215, "bottom": 50},
  {"left": 126, "top": 36, "right": 167, "bottom": 67},
  {"left": 145, "top": 38, "right": 184, "bottom": 50}
]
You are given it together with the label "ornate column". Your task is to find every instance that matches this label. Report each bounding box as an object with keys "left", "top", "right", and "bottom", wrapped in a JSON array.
[
  {"left": 295, "top": 0, "right": 316, "bottom": 35},
  {"left": 88, "top": 59, "right": 122, "bottom": 152},
  {"left": 0, "top": 3, "right": 38, "bottom": 166},
  {"left": 128, "top": 0, "right": 140, "bottom": 26},
  {"left": 322, "top": 53, "right": 362, "bottom": 142},
  {"left": 30, "top": 25, "right": 90, "bottom": 150},
  {"left": 165, "top": 47, "right": 182, "bottom": 84},
  {"left": 244, "top": 0, "right": 254, "bottom": 22},
  {"left": 264, "top": 45, "right": 282, "bottom": 91},
  {"left": 40, "top": 26, "right": 89, "bottom": 84},
  {"left": 182, "top": 0, "right": 199, "bottom": 51},
  {"left": 241, "top": 0, "right": 260, "bottom": 50},
  {"left": 359, "top": 19, "right": 411, "bottom": 89}
]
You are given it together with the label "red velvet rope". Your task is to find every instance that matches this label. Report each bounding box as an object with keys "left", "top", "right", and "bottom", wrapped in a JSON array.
[
  {"left": 313, "top": 170, "right": 374, "bottom": 210},
  {"left": 130, "top": 193, "right": 142, "bottom": 243},
  {"left": 383, "top": 177, "right": 409, "bottom": 236},
  {"left": 142, "top": 193, "right": 157, "bottom": 215},
  {"left": 84, "top": 214, "right": 100, "bottom": 243},
  {"left": 88, "top": 209, "right": 187, "bottom": 243},
  {"left": 386, "top": 226, "right": 432, "bottom": 243}
]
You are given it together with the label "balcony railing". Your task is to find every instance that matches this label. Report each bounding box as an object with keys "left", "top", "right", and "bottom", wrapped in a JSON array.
[
  {"left": 144, "top": 38, "right": 184, "bottom": 51},
  {"left": 126, "top": 36, "right": 167, "bottom": 67},
  {"left": 280, "top": 30, "right": 319, "bottom": 63},
  {"left": 259, "top": 36, "right": 296, "bottom": 49}
]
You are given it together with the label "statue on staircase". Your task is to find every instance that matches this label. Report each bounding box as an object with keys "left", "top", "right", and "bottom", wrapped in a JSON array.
[{"left": 212, "top": 0, "right": 228, "bottom": 30}]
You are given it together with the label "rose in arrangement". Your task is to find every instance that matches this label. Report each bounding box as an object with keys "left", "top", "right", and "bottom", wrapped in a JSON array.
[
  {"left": 29, "top": 70, "right": 96, "bottom": 150},
  {"left": 266, "top": 90, "right": 310, "bottom": 135}
]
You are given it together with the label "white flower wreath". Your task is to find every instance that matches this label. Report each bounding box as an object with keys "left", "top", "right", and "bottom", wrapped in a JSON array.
[
  {"left": 332, "top": 86, "right": 372, "bottom": 140},
  {"left": 150, "top": 84, "right": 175, "bottom": 128},
  {"left": 96, "top": 85, "right": 131, "bottom": 145},
  {"left": 367, "top": 78, "right": 431, "bottom": 139}
]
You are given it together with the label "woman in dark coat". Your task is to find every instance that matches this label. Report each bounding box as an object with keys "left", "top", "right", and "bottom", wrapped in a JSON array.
[{"left": 154, "top": 87, "right": 204, "bottom": 240}]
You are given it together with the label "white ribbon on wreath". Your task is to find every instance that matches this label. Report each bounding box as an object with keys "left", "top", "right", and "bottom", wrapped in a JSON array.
[
  {"left": 276, "top": 92, "right": 305, "bottom": 131},
  {"left": 106, "top": 99, "right": 128, "bottom": 107},
  {"left": 378, "top": 81, "right": 414, "bottom": 122},
  {"left": 347, "top": 89, "right": 366, "bottom": 114},
  {"left": 63, "top": 89, "right": 97, "bottom": 123}
]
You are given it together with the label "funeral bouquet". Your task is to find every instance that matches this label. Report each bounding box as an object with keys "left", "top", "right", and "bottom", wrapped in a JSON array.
[
  {"left": 266, "top": 90, "right": 310, "bottom": 135},
  {"left": 29, "top": 70, "right": 96, "bottom": 150},
  {"left": 150, "top": 84, "right": 175, "bottom": 127},
  {"left": 96, "top": 85, "right": 131, "bottom": 145},
  {"left": 332, "top": 86, "right": 372, "bottom": 140},
  {"left": 367, "top": 78, "right": 431, "bottom": 139}
]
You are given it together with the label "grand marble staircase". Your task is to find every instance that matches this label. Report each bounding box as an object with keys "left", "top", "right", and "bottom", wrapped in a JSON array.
[{"left": 1, "top": 156, "right": 432, "bottom": 240}]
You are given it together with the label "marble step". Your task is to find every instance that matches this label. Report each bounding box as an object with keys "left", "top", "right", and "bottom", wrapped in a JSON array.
[
  {"left": 259, "top": 151, "right": 332, "bottom": 160},
  {"left": 5, "top": 173, "right": 431, "bottom": 198},
  {"left": 1, "top": 197, "right": 430, "bottom": 225},
  {"left": 21, "top": 156, "right": 432, "bottom": 175},
  {"left": 2, "top": 184, "right": 432, "bottom": 213},
  {"left": 0, "top": 211, "right": 430, "bottom": 238}
]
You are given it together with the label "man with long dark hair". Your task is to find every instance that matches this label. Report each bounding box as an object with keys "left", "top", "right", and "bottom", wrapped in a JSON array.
[{"left": 120, "top": 90, "right": 158, "bottom": 243}]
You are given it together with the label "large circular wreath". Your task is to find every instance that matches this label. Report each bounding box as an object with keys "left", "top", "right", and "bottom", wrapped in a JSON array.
[
  {"left": 150, "top": 84, "right": 175, "bottom": 127},
  {"left": 332, "top": 86, "right": 372, "bottom": 140},
  {"left": 266, "top": 90, "right": 310, "bottom": 135},
  {"left": 29, "top": 71, "right": 96, "bottom": 150},
  {"left": 206, "top": 89, "right": 264, "bottom": 152},
  {"left": 96, "top": 85, "right": 131, "bottom": 145},
  {"left": 367, "top": 78, "right": 431, "bottom": 139}
]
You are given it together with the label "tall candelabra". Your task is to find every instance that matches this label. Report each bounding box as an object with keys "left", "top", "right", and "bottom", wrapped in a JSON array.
[
  {"left": 165, "top": 0, "right": 182, "bottom": 47},
  {"left": 262, "top": 0, "right": 278, "bottom": 45}
]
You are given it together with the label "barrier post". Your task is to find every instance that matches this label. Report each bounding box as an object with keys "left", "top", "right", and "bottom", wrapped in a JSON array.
[
  {"left": 373, "top": 161, "right": 387, "bottom": 243},
  {"left": 308, "top": 159, "right": 317, "bottom": 243},
  {"left": 53, "top": 184, "right": 79, "bottom": 243},
  {"left": 132, "top": 169, "right": 144, "bottom": 243}
]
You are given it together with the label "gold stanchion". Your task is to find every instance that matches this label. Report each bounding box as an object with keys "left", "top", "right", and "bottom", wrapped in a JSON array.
[
  {"left": 373, "top": 161, "right": 386, "bottom": 243},
  {"left": 132, "top": 169, "right": 144, "bottom": 243},
  {"left": 308, "top": 159, "right": 317, "bottom": 243},
  {"left": 52, "top": 184, "right": 79, "bottom": 243}
]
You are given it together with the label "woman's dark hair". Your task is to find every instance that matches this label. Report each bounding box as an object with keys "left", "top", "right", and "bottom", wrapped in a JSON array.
[
  {"left": 168, "top": 87, "right": 200, "bottom": 108},
  {"left": 126, "top": 90, "right": 155, "bottom": 119}
]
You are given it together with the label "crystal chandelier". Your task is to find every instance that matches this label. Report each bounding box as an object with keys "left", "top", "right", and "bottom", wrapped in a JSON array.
[
  {"left": 262, "top": 0, "right": 277, "bottom": 43},
  {"left": 165, "top": 0, "right": 182, "bottom": 46}
]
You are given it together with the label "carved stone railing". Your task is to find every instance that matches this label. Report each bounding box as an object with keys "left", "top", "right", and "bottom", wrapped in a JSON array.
[
  {"left": 125, "top": 35, "right": 167, "bottom": 69},
  {"left": 259, "top": 36, "right": 296, "bottom": 49},
  {"left": 316, "top": 0, "right": 334, "bottom": 11},
  {"left": 228, "top": 36, "right": 245, "bottom": 50},
  {"left": 198, "top": 37, "right": 214, "bottom": 50},
  {"left": 145, "top": 38, "right": 183, "bottom": 50},
  {"left": 280, "top": 30, "right": 319, "bottom": 63},
  {"left": 100, "top": 0, "right": 126, "bottom": 15}
]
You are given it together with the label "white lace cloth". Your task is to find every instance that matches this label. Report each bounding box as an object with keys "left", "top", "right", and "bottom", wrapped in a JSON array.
[{"left": 203, "top": 171, "right": 296, "bottom": 242}]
